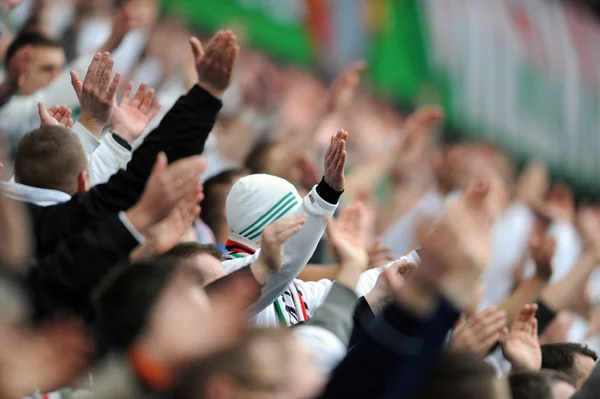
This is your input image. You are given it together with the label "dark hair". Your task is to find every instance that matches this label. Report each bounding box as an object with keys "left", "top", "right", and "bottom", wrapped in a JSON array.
[
  {"left": 244, "top": 141, "right": 276, "bottom": 174},
  {"left": 163, "top": 242, "right": 224, "bottom": 262},
  {"left": 14, "top": 126, "right": 87, "bottom": 194},
  {"left": 541, "top": 342, "right": 598, "bottom": 383},
  {"left": 174, "top": 328, "right": 291, "bottom": 399},
  {"left": 93, "top": 257, "right": 199, "bottom": 349},
  {"left": 413, "top": 351, "right": 501, "bottom": 399},
  {"left": 509, "top": 369, "right": 573, "bottom": 399},
  {"left": 200, "top": 168, "right": 248, "bottom": 234},
  {"left": 5, "top": 32, "right": 61, "bottom": 69}
]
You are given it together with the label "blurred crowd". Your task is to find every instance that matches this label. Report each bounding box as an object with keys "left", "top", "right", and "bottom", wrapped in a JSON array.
[{"left": 1, "top": 0, "right": 600, "bottom": 398}]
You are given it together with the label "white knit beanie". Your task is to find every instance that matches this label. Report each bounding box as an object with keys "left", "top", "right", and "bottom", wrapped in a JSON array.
[{"left": 226, "top": 174, "right": 303, "bottom": 243}]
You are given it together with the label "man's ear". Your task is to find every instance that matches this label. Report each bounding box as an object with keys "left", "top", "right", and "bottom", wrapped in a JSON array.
[{"left": 76, "top": 170, "right": 90, "bottom": 192}]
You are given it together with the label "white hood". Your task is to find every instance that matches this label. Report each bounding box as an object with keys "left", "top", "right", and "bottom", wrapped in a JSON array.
[{"left": 0, "top": 181, "right": 71, "bottom": 206}]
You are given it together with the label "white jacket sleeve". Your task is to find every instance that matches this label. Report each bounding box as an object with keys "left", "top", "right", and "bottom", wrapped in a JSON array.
[
  {"left": 548, "top": 221, "right": 583, "bottom": 283},
  {"left": 480, "top": 201, "right": 536, "bottom": 309},
  {"left": 88, "top": 134, "right": 132, "bottom": 186},
  {"left": 247, "top": 185, "right": 337, "bottom": 315},
  {"left": 71, "top": 121, "right": 100, "bottom": 156}
]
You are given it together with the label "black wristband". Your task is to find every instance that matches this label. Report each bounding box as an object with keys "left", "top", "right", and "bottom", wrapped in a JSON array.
[
  {"left": 316, "top": 177, "right": 343, "bottom": 205},
  {"left": 111, "top": 133, "right": 132, "bottom": 151}
]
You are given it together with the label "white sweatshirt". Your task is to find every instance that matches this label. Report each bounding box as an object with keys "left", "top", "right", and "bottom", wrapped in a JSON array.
[{"left": 222, "top": 184, "right": 338, "bottom": 315}]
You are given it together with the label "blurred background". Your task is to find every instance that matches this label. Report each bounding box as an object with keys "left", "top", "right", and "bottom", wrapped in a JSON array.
[{"left": 3, "top": 0, "right": 600, "bottom": 197}]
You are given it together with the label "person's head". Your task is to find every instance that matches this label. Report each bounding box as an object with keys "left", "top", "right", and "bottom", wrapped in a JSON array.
[
  {"left": 6, "top": 32, "right": 65, "bottom": 95},
  {"left": 413, "top": 351, "right": 510, "bottom": 399},
  {"left": 244, "top": 142, "right": 277, "bottom": 175},
  {"left": 174, "top": 327, "right": 324, "bottom": 399},
  {"left": 541, "top": 342, "right": 598, "bottom": 387},
  {"left": 200, "top": 169, "right": 248, "bottom": 243},
  {"left": 163, "top": 243, "right": 226, "bottom": 286},
  {"left": 93, "top": 256, "right": 208, "bottom": 350},
  {"left": 509, "top": 369, "right": 576, "bottom": 399},
  {"left": 14, "top": 126, "right": 89, "bottom": 195},
  {"left": 225, "top": 174, "right": 302, "bottom": 245}
]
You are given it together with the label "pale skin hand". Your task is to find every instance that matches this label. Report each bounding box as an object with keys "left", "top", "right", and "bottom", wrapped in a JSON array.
[
  {"left": 417, "top": 181, "right": 495, "bottom": 310},
  {"left": 327, "top": 203, "right": 370, "bottom": 288},
  {"left": 500, "top": 304, "right": 541, "bottom": 371},
  {"left": 191, "top": 30, "right": 239, "bottom": 99},
  {"left": 449, "top": 307, "right": 507, "bottom": 357},
  {"left": 38, "top": 103, "right": 74, "bottom": 128},
  {"left": 130, "top": 190, "right": 203, "bottom": 260},
  {"left": 326, "top": 60, "right": 366, "bottom": 114},
  {"left": 0, "top": 320, "right": 92, "bottom": 398},
  {"left": 250, "top": 215, "right": 308, "bottom": 285},
  {"left": 125, "top": 153, "right": 208, "bottom": 234},
  {"left": 70, "top": 52, "right": 121, "bottom": 138},
  {"left": 110, "top": 81, "right": 161, "bottom": 144},
  {"left": 364, "top": 259, "right": 418, "bottom": 313},
  {"left": 324, "top": 129, "right": 348, "bottom": 192}
]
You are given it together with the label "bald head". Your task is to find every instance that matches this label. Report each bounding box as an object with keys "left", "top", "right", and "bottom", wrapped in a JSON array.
[{"left": 14, "top": 126, "right": 89, "bottom": 195}]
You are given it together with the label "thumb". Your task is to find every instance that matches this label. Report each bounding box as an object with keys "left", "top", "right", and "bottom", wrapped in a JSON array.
[
  {"left": 498, "top": 327, "right": 509, "bottom": 345},
  {"left": 70, "top": 70, "right": 82, "bottom": 98},
  {"left": 190, "top": 37, "right": 205, "bottom": 61},
  {"left": 38, "top": 102, "right": 48, "bottom": 117},
  {"left": 151, "top": 152, "right": 168, "bottom": 177}
]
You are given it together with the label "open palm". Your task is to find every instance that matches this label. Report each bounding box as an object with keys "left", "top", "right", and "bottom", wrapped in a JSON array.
[
  {"left": 501, "top": 304, "right": 541, "bottom": 371},
  {"left": 111, "top": 81, "right": 161, "bottom": 144}
]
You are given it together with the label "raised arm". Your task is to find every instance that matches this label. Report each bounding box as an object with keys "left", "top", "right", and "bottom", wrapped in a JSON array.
[{"left": 30, "top": 31, "right": 238, "bottom": 248}]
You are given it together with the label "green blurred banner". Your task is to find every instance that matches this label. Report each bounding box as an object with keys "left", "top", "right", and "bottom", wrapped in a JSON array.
[
  {"left": 163, "top": 0, "right": 312, "bottom": 64},
  {"left": 164, "top": 0, "right": 600, "bottom": 193},
  {"left": 419, "top": 0, "right": 600, "bottom": 192}
]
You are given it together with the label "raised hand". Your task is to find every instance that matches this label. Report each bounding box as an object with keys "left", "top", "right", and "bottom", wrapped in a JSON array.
[
  {"left": 364, "top": 259, "right": 418, "bottom": 313},
  {"left": 326, "top": 60, "right": 366, "bottom": 114},
  {"left": 366, "top": 238, "right": 394, "bottom": 270},
  {"left": 515, "top": 161, "right": 549, "bottom": 208},
  {"left": 542, "top": 184, "right": 575, "bottom": 222},
  {"left": 324, "top": 129, "right": 348, "bottom": 192},
  {"left": 110, "top": 81, "right": 161, "bottom": 144},
  {"left": 327, "top": 203, "right": 369, "bottom": 268},
  {"left": 191, "top": 30, "right": 239, "bottom": 99},
  {"left": 500, "top": 304, "right": 541, "bottom": 371},
  {"left": 529, "top": 230, "right": 556, "bottom": 281},
  {"left": 449, "top": 307, "right": 508, "bottom": 357},
  {"left": 131, "top": 191, "right": 203, "bottom": 260},
  {"left": 250, "top": 215, "right": 307, "bottom": 284},
  {"left": 417, "top": 181, "right": 494, "bottom": 309},
  {"left": 38, "top": 103, "right": 74, "bottom": 128},
  {"left": 125, "top": 153, "right": 207, "bottom": 234},
  {"left": 70, "top": 52, "right": 121, "bottom": 137}
]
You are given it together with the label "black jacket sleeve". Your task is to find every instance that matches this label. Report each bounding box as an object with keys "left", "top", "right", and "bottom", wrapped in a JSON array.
[
  {"left": 30, "top": 86, "right": 222, "bottom": 256},
  {"left": 27, "top": 214, "right": 139, "bottom": 320},
  {"left": 349, "top": 296, "right": 376, "bottom": 347}
]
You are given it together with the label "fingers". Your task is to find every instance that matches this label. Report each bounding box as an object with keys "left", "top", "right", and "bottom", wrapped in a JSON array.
[
  {"left": 70, "top": 70, "right": 83, "bottom": 98},
  {"left": 93, "top": 52, "right": 110, "bottom": 87},
  {"left": 140, "top": 88, "right": 155, "bottom": 114},
  {"left": 84, "top": 53, "right": 102, "bottom": 86},
  {"left": 151, "top": 152, "right": 168, "bottom": 178},
  {"left": 121, "top": 81, "right": 134, "bottom": 106},
  {"left": 38, "top": 102, "right": 48, "bottom": 118},
  {"left": 190, "top": 36, "right": 205, "bottom": 61},
  {"left": 464, "top": 180, "right": 490, "bottom": 212},
  {"left": 100, "top": 57, "right": 114, "bottom": 94},
  {"left": 58, "top": 107, "right": 72, "bottom": 126},
  {"left": 167, "top": 156, "right": 208, "bottom": 197},
  {"left": 105, "top": 72, "right": 121, "bottom": 104},
  {"left": 147, "top": 100, "right": 162, "bottom": 120},
  {"left": 265, "top": 215, "right": 308, "bottom": 244},
  {"left": 131, "top": 82, "right": 148, "bottom": 108},
  {"left": 469, "top": 307, "right": 507, "bottom": 340},
  {"left": 48, "top": 104, "right": 59, "bottom": 116}
]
